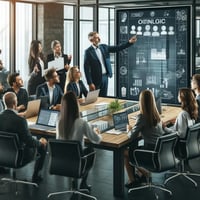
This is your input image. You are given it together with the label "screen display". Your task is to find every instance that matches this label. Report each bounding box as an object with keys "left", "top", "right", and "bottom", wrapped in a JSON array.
[{"left": 116, "top": 6, "right": 191, "bottom": 104}]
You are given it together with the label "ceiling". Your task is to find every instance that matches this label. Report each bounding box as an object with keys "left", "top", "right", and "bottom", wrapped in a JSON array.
[{"left": 17, "top": 0, "right": 200, "bottom": 7}]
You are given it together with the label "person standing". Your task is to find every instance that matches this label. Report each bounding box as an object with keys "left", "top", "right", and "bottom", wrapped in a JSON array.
[
  {"left": 0, "top": 59, "right": 10, "bottom": 92},
  {"left": 27, "top": 40, "right": 47, "bottom": 96},
  {"left": 36, "top": 68, "right": 63, "bottom": 110},
  {"left": 47, "top": 40, "right": 72, "bottom": 92},
  {"left": 56, "top": 91, "right": 102, "bottom": 190},
  {"left": 0, "top": 92, "right": 47, "bottom": 183},
  {"left": 6, "top": 73, "right": 28, "bottom": 113},
  {"left": 84, "top": 31, "right": 137, "bottom": 97}
]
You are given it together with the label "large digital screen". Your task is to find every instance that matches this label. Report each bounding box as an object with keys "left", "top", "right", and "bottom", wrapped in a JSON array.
[{"left": 116, "top": 6, "right": 191, "bottom": 104}]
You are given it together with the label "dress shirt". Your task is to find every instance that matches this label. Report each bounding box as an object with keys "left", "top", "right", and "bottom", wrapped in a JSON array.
[{"left": 93, "top": 45, "right": 107, "bottom": 75}]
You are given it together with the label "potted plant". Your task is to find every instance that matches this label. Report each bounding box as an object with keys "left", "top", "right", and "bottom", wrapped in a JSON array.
[{"left": 108, "top": 99, "right": 122, "bottom": 114}]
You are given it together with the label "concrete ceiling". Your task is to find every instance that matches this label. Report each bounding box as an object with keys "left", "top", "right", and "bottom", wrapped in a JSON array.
[{"left": 16, "top": 0, "right": 200, "bottom": 7}]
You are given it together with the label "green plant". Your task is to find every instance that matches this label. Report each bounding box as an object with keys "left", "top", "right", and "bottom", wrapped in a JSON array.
[{"left": 108, "top": 99, "right": 122, "bottom": 114}]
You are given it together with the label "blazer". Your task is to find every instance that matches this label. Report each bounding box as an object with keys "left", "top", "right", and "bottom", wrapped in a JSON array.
[
  {"left": 84, "top": 42, "right": 133, "bottom": 88},
  {"left": 66, "top": 80, "right": 88, "bottom": 98},
  {"left": 0, "top": 109, "right": 40, "bottom": 148},
  {"left": 47, "top": 53, "right": 71, "bottom": 92},
  {"left": 28, "top": 57, "right": 46, "bottom": 95},
  {"left": 6, "top": 88, "right": 28, "bottom": 112},
  {"left": 36, "top": 82, "right": 63, "bottom": 108}
]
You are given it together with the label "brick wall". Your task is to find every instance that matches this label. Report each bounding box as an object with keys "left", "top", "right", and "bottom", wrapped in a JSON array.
[{"left": 38, "top": 3, "right": 64, "bottom": 56}]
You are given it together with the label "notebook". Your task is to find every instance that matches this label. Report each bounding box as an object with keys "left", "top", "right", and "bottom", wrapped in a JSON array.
[
  {"left": 28, "top": 109, "right": 59, "bottom": 131},
  {"left": 80, "top": 89, "right": 100, "bottom": 106},
  {"left": 24, "top": 99, "right": 41, "bottom": 119},
  {"left": 106, "top": 111, "right": 129, "bottom": 134}
]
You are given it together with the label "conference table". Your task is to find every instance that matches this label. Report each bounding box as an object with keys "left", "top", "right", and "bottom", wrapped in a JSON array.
[{"left": 28, "top": 97, "right": 181, "bottom": 197}]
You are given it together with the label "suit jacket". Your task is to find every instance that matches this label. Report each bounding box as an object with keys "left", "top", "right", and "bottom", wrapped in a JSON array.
[
  {"left": 36, "top": 82, "right": 63, "bottom": 108},
  {"left": 84, "top": 42, "right": 133, "bottom": 88},
  {"left": 6, "top": 88, "right": 28, "bottom": 112},
  {"left": 0, "top": 109, "right": 40, "bottom": 148},
  {"left": 66, "top": 80, "right": 88, "bottom": 98},
  {"left": 47, "top": 53, "right": 71, "bottom": 92}
]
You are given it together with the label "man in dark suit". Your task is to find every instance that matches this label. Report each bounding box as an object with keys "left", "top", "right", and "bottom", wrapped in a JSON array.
[
  {"left": 84, "top": 31, "right": 137, "bottom": 97},
  {"left": 36, "top": 68, "right": 63, "bottom": 110},
  {"left": 47, "top": 40, "right": 71, "bottom": 92},
  {"left": 0, "top": 92, "right": 47, "bottom": 183}
]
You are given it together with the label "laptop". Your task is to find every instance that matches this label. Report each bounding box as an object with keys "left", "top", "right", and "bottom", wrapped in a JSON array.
[
  {"left": 80, "top": 89, "right": 100, "bottom": 106},
  {"left": 29, "top": 109, "right": 59, "bottom": 131},
  {"left": 24, "top": 99, "right": 41, "bottom": 118},
  {"left": 106, "top": 111, "right": 129, "bottom": 134}
]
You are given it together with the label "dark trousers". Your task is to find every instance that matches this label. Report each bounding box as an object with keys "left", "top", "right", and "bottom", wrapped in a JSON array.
[
  {"left": 23, "top": 145, "right": 46, "bottom": 176},
  {"left": 99, "top": 74, "right": 108, "bottom": 97}
]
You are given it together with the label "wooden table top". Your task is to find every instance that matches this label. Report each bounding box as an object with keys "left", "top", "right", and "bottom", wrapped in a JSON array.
[{"left": 28, "top": 98, "right": 181, "bottom": 149}]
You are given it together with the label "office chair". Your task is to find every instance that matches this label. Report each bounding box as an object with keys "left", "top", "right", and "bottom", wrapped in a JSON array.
[
  {"left": 164, "top": 123, "right": 200, "bottom": 187},
  {"left": 47, "top": 139, "right": 97, "bottom": 200},
  {"left": 0, "top": 131, "right": 38, "bottom": 195},
  {"left": 128, "top": 132, "right": 178, "bottom": 199}
]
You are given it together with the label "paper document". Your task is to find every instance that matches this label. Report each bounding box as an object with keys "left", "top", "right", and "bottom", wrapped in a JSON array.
[
  {"left": 48, "top": 57, "right": 64, "bottom": 71},
  {"left": 106, "top": 128, "right": 127, "bottom": 135}
]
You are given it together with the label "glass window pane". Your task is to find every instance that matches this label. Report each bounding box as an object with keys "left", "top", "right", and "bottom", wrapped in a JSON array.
[
  {"left": 0, "top": 1, "right": 10, "bottom": 70},
  {"left": 80, "top": 7, "right": 93, "bottom": 20},
  {"left": 79, "top": 21, "right": 93, "bottom": 89},
  {"left": 16, "top": 3, "right": 32, "bottom": 87},
  {"left": 64, "top": 20, "right": 73, "bottom": 65},
  {"left": 64, "top": 5, "right": 73, "bottom": 19}
]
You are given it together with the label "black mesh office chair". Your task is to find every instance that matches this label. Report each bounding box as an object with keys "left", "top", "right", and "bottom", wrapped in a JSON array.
[
  {"left": 164, "top": 123, "right": 200, "bottom": 187},
  {"left": 0, "top": 131, "right": 38, "bottom": 194},
  {"left": 47, "top": 139, "right": 97, "bottom": 200},
  {"left": 128, "top": 132, "right": 178, "bottom": 198}
]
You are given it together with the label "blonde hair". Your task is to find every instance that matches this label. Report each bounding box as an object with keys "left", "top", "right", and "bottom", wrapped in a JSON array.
[
  {"left": 64, "top": 66, "right": 79, "bottom": 93},
  {"left": 139, "top": 90, "right": 161, "bottom": 127}
]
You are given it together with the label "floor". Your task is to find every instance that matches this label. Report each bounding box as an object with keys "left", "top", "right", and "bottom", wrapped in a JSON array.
[{"left": 0, "top": 149, "right": 200, "bottom": 200}]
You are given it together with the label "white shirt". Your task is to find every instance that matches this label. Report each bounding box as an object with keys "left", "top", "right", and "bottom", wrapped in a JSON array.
[
  {"left": 47, "top": 83, "right": 55, "bottom": 105},
  {"left": 93, "top": 45, "right": 107, "bottom": 75}
]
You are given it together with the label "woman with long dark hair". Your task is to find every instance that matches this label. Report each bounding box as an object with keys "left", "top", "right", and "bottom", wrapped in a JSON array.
[
  {"left": 28, "top": 40, "right": 46, "bottom": 95},
  {"left": 56, "top": 91, "right": 102, "bottom": 190}
]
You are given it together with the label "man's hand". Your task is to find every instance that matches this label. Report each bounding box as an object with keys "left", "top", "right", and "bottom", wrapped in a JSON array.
[
  {"left": 89, "top": 84, "right": 96, "bottom": 91},
  {"left": 129, "top": 35, "right": 137, "bottom": 44},
  {"left": 39, "top": 137, "right": 47, "bottom": 146}
]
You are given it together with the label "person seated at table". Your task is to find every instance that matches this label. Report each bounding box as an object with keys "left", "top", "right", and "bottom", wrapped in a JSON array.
[
  {"left": 191, "top": 74, "right": 200, "bottom": 122},
  {"left": 56, "top": 91, "right": 102, "bottom": 191},
  {"left": 164, "top": 88, "right": 198, "bottom": 138},
  {"left": 0, "top": 92, "right": 47, "bottom": 183},
  {"left": 124, "top": 89, "right": 166, "bottom": 188},
  {"left": 36, "top": 68, "right": 63, "bottom": 110},
  {"left": 65, "top": 66, "right": 88, "bottom": 103},
  {"left": 6, "top": 72, "right": 28, "bottom": 113}
]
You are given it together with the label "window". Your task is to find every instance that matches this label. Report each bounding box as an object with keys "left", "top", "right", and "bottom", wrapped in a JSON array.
[
  {"left": 15, "top": 2, "right": 33, "bottom": 88},
  {"left": 0, "top": 1, "right": 10, "bottom": 70},
  {"left": 64, "top": 5, "right": 73, "bottom": 65}
]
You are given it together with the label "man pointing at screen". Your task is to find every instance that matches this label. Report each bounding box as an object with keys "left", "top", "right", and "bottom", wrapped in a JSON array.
[{"left": 84, "top": 31, "right": 137, "bottom": 97}]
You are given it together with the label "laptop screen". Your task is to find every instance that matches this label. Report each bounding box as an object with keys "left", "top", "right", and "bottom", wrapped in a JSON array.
[
  {"left": 112, "top": 111, "right": 129, "bottom": 131},
  {"left": 37, "top": 109, "right": 59, "bottom": 127}
]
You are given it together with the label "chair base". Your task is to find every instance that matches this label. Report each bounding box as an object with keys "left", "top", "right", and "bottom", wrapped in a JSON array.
[
  {"left": 164, "top": 171, "right": 200, "bottom": 187},
  {"left": 128, "top": 183, "right": 172, "bottom": 199},
  {"left": 1, "top": 177, "right": 38, "bottom": 187},
  {"left": 47, "top": 190, "right": 97, "bottom": 200}
]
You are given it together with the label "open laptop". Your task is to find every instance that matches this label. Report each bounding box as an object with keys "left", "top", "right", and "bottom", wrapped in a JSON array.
[
  {"left": 24, "top": 99, "right": 41, "bottom": 118},
  {"left": 106, "top": 111, "right": 129, "bottom": 134},
  {"left": 28, "top": 109, "right": 59, "bottom": 131},
  {"left": 80, "top": 89, "right": 100, "bottom": 106}
]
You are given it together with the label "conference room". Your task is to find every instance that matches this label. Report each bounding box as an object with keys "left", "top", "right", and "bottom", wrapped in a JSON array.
[{"left": 1, "top": 0, "right": 200, "bottom": 200}]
